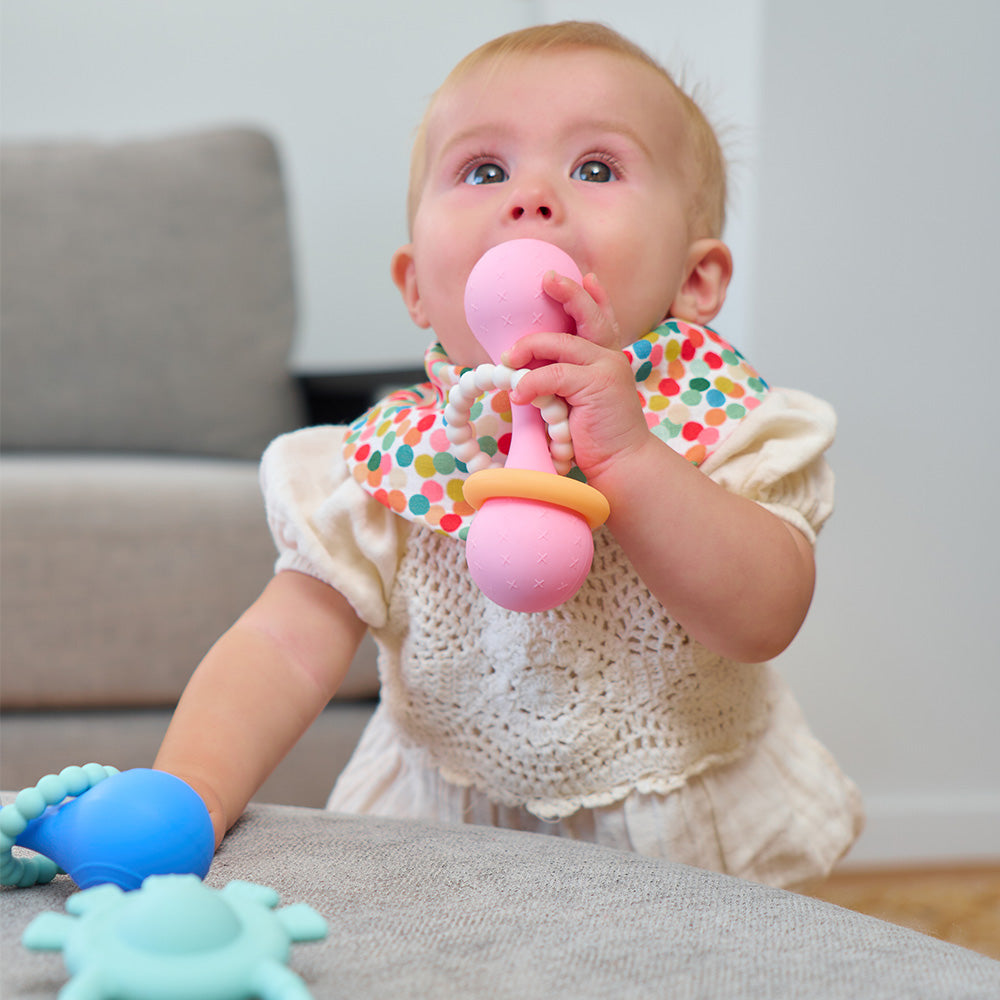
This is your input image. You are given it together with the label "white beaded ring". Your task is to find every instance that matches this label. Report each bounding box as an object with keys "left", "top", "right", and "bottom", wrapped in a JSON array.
[
  {"left": 0, "top": 763, "right": 119, "bottom": 887},
  {"left": 444, "top": 363, "right": 574, "bottom": 475}
]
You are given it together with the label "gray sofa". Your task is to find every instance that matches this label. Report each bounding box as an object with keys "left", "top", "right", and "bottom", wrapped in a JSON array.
[
  {"left": 5, "top": 803, "right": 1000, "bottom": 998},
  {"left": 0, "top": 127, "right": 378, "bottom": 806}
]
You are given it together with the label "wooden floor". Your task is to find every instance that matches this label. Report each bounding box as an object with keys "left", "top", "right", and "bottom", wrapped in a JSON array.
[{"left": 802, "top": 862, "right": 1000, "bottom": 960}]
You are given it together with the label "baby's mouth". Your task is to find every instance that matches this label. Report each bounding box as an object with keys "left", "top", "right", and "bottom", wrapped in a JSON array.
[{"left": 480, "top": 237, "right": 583, "bottom": 274}]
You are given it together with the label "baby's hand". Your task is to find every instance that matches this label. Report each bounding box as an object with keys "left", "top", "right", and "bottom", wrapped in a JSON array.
[{"left": 503, "top": 271, "right": 651, "bottom": 484}]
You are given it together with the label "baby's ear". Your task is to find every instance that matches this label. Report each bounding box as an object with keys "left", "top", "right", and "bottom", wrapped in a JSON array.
[
  {"left": 391, "top": 245, "right": 431, "bottom": 328},
  {"left": 669, "top": 239, "right": 732, "bottom": 325}
]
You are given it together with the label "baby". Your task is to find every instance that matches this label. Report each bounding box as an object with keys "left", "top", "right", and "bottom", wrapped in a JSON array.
[{"left": 156, "top": 21, "right": 863, "bottom": 888}]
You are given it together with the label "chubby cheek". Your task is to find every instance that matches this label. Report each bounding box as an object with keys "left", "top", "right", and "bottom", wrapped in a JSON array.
[
  {"left": 412, "top": 217, "right": 474, "bottom": 305},
  {"left": 582, "top": 219, "right": 683, "bottom": 339},
  {"left": 411, "top": 259, "right": 489, "bottom": 365},
  {"left": 407, "top": 240, "right": 485, "bottom": 362},
  {"left": 414, "top": 259, "right": 463, "bottom": 327},
  {"left": 627, "top": 237, "right": 690, "bottom": 332},
  {"left": 599, "top": 267, "right": 677, "bottom": 342}
]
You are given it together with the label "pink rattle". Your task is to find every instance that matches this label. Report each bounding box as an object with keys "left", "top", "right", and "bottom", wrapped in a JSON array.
[{"left": 446, "top": 238, "right": 609, "bottom": 612}]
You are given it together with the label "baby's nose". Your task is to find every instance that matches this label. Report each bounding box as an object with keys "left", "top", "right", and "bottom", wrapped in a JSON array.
[
  {"left": 505, "top": 177, "right": 560, "bottom": 223},
  {"left": 510, "top": 203, "right": 552, "bottom": 220}
]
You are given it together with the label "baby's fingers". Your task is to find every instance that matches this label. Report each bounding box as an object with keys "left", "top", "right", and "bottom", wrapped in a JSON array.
[
  {"left": 542, "top": 270, "right": 622, "bottom": 349},
  {"left": 501, "top": 329, "right": 602, "bottom": 385}
]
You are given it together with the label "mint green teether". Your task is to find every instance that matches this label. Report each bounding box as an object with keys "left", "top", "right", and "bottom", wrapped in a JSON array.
[{"left": 23, "top": 874, "right": 328, "bottom": 999}]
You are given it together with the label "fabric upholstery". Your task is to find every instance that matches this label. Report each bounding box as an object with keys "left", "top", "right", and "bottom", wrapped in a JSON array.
[
  {"left": 0, "top": 454, "right": 379, "bottom": 709},
  {"left": 0, "top": 456, "right": 276, "bottom": 708},
  {"left": 0, "top": 127, "right": 301, "bottom": 459},
  {"left": 3, "top": 804, "right": 999, "bottom": 999},
  {"left": 0, "top": 706, "right": 376, "bottom": 810}
]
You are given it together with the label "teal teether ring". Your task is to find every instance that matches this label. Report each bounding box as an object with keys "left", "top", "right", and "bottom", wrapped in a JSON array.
[
  {"left": 23, "top": 874, "right": 328, "bottom": 999},
  {"left": 1, "top": 764, "right": 119, "bottom": 887}
]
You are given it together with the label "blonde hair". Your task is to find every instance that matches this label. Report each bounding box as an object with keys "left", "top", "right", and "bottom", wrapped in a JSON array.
[{"left": 406, "top": 21, "right": 727, "bottom": 237}]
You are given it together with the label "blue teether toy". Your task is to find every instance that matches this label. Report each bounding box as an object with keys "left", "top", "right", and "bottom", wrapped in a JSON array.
[
  {"left": 1, "top": 765, "right": 214, "bottom": 890},
  {"left": 23, "top": 874, "right": 328, "bottom": 1000}
]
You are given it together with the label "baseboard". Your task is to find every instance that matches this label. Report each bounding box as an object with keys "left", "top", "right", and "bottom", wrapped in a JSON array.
[{"left": 844, "top": 792, "right": 1000, "bottom": 864}]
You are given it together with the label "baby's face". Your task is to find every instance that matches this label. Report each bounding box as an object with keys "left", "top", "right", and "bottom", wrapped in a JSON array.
[{"left": 398, "top": 48, "right": 700, "bottom": 366}]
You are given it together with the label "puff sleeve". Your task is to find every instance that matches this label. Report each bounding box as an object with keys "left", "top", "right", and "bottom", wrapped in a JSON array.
[
  {"left": 259, "top": 426, "right": 411, "bottom": 629},
  {"left": 699, "top": 388, "right": 836, "bottom": 545}
]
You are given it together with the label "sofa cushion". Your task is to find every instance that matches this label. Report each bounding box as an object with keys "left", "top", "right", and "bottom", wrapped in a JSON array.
[
  {"left": 0, "top": 703, "right": 377, "bottom": 809},
  {"left": 0, "top": 127, "right": 302, "bottom": 459},
  {"left": 0, "top": 455, "right": 380, "bottom": 708},
  {"left": 0, "top": 455, "right": 278, "bottom": 707}
]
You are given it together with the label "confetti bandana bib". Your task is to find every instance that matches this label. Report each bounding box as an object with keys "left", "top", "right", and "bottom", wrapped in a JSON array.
[{"left": 343, "top": 319, "right": 769, "bottom": 540}]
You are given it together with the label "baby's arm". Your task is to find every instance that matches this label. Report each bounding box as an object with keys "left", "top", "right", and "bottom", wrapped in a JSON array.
[
  {"left": 588, "top": 429, "right": 815, "bottom": 662},
  {"left": 154, "top": 569, "right": 366, "bottom": 846},
  {"left": 506, "top": 273, "right": 814, "bottom": 663}
]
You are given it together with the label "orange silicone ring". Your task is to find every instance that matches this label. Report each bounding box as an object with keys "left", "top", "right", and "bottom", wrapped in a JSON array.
[{"left": 463, "top": 468, "right": 610, "bottom": 530}]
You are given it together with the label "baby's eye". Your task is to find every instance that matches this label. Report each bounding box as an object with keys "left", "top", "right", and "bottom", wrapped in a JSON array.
[
  {"left": 464, "top": 162, "right": 508, "bottom": 185},
  {"left": 572, "top": 160, "right": 616, "bottom": 183}
]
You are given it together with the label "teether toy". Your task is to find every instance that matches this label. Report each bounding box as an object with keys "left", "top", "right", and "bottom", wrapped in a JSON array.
[
  {"left": 23, "top": 874, "right": 327, "bottom": 999},
  {"left": 1, "top": 766, "right": 214, "bottom": 891},
  {"left": 448, "top": 239, "right": 609, "bottom": 612}
]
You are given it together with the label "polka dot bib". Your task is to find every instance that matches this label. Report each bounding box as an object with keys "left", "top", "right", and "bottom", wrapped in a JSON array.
[{"left": 343, "top": 319, "right": 769, "bottom": 540}]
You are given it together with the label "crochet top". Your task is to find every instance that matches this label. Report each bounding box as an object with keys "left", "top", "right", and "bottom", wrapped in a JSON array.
[{"left": 260, "top": 330, "right": 836, "bottom": 820}]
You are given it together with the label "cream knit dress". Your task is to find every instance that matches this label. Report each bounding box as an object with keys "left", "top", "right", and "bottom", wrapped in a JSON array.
[{"left": 260, "top": 387, "right": 863, "bottom": 889}]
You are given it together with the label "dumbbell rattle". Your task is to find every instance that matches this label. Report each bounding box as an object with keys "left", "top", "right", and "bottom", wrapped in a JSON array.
[{"left": 446, "top": 239, "right": 610, "bottom": 612}]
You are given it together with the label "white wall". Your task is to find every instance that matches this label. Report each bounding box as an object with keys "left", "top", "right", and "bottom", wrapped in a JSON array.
[
  {"left": 0, "top": 0, "right": 530, "bottom": 371},
  {"left": 752, "top": 0, "right": 1000, "bottom": 862},
  {"left": 0, "top": 0, "right": 759, "bottom": 370},
  {"left": 4, "top": 0, "right": 998, "bottom": 863}
]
